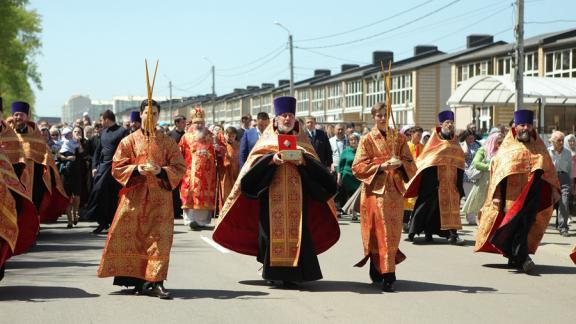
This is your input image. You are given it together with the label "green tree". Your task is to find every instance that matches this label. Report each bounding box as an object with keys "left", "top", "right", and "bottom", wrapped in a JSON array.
[{"left": 0, "top": 0, "right": 42, "bottom": 117}]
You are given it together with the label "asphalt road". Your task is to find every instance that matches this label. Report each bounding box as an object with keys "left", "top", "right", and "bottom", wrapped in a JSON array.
[{"left": 0, "top": 215, "right": 575, "bottom": 324}]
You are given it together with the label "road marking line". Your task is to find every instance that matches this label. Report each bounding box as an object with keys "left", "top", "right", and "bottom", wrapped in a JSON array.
[{"left": 200, "top": 236, "right": 230, "bottom": 254}]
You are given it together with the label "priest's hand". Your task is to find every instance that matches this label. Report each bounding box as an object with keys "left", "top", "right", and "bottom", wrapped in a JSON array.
[
  {"left": 379, "top": 161, "right": 401, "bottom": 171},
  {"left": 137, "top": 163, "right": 161, "bottom": 176},
  {"left": 271, "top": 152, "right": 284, "bottom": 165}
]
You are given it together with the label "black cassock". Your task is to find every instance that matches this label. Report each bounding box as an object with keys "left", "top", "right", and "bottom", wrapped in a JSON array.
[
  {"left": 83, "top": 124, "right": 129, "bottom": 226},
  {"left": 409, "top": 166, "right": 465, "bottom": 238},
  {"left": 240, "top": 153, "right": 337, "bottom": 282}
]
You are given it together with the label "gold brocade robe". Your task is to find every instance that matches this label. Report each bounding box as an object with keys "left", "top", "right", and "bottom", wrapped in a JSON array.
[
  {"left": 0, "top": 153, "right": 21, "bottom": 255},
  {"left": 219, "top": 141, "right": 240, "bottom": 209},
  {"left": 352, "top": 127, "right": 416, "bottom": 274},
  {"left": 475, "top": 129, "right": 559, "bottom": 254},
  {"left": 404, "top": 128, "right": 465, "bottom": 230},
  {"left": 0, "top": 121, "right": 26, "bottom": 166},
  {"left": 403, "top": 142, "right": 423, "bottom": 211},
  {"left": 97, "top": 130, "right": 186, "bottom": 282},
  {"left": 6, "top": 122, "right": 68, "bottom": 223},
  {"left": 179, "top": 130, "right": 223, "bottom": 210},
  {"left": 213, "top": 123, "right": 340, "bottom": 267},
  {"left": 0, "top": 151, "right": 37, "bottom": 260}
]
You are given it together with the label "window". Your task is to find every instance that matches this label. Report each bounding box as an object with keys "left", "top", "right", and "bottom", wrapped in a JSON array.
[
  {"left": 251, "top": 96, "right": 261, "bottom": 116},
  {"left": 311, "top": 87, "right": 325, "bottom": 113},
  {"left": 496, "top": 57, "right": 511, "bottom": 75},
  {"left": 390, "top": 73, "right": 412, "bottom": 108},
  {"left": 326, "top": 83, "right": 342, "bottom": 110},
  {"left": 524, "top": 52, "right": 539, "bottom": 76},
  {"left": 366, "top": 77, "right": 384, "bottom": 109},
  {"left": 261, "top": 96, "right": 272, "bottom": 115},
  {"left": 544, "top": 48, "right": 576, "bottom": 78},
  {"left": 345, "top": 80, "right": 362, "bottom": 109},
  {"left": 296, "top": 90, "right": 309, "bottom": 114},
  {"left": 457, "top": 60, "right": 490, "bottom": 86}
]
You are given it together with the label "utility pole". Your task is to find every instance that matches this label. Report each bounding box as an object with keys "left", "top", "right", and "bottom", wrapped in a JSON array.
[
  {"left": 203, "top": 56, "right": 217, "bottom": 125},
  {"left": 169, "top": 80, "right": 173, "bottom": 121},
  {"left": 211, "top": 64, "right": 216, "bottom": 125},
  {"left": 275, "top": 21, "right": 294, "bottom": 96},
  {"left": 288, "top": 34, "right": 294, "bottom": 96},
  {"left": 514, "top": 0, "right": 524, "bottom": 111}
]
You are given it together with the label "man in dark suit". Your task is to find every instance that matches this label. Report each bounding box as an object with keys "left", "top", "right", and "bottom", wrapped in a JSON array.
[
  {"left": 168, "top": 115, "right": 186, "bottom": 219},
  {"left": 83, "top": 110, "right": 130, "bottom": 233},
  {"left": 239, "top": 112, "right": 269, "bottom": 169},
  {"left": 304, "top": 116, "right": 332, "bottom": 168}
]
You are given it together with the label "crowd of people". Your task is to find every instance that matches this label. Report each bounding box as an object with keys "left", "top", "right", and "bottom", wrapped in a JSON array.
[{"left": 1, "top": 95, "right": 575, "bottom": 298}]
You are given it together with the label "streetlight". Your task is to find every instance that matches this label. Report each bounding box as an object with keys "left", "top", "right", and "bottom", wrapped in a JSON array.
[
  {"left": 274, "top": 21, "right": 294, "bottom": 96},
  {"left": 202, "top": 56, "right": 216, "bottom": 125}
]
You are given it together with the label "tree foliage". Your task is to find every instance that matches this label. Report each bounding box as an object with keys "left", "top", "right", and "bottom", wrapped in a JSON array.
[{"left": 0, "top": 0, "right": 42, "bottom": 116}]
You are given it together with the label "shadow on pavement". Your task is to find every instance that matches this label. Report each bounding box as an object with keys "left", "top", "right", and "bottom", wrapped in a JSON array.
[
  {"left": 169, "top": 288, "right": 268, "bottom": 300},
  {"left": 239, "top": 280, "right": 382, "bottom": 295},
  {"left": 483, "top": 263, "right": 576, "bottom": 275},
  {"left": 28, "top": 244, "right": 103, "bottom": 253},
  {"left": 0, "top": 286, "right": 99, "bottom": 301},
  {"left": 6, "top": 261, "right": 98, "bottom": 269},
  {"left": 396, "top": 280, "right": 497, "bottom": 293}
]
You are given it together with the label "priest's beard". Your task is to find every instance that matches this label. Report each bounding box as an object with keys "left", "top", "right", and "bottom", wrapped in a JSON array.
[
  {"left": 440, "top": 127, "right": 454, "bottom": 139},
  {"left": 195, "top": 129, "right": 205, "bottom": 139},
  {"left": 277, "top": 124, "right": 294, "bottom": 134},
  {"left": 516, "top": 130, "right": 531, "bottom": 143}
]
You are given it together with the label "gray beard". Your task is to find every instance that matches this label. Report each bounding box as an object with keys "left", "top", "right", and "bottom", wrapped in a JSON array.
[
  {"left": 277, "top": 125, "right": 293, "bottom": 134},
  {"left": 440, "top": 128, "right": 453, "bottom": 139},
  {"left": 195, "top": 129, "right": 205, "bottom": 139},
  {"left": 516, "top": 131, "right": 531, "bottom": 143}
]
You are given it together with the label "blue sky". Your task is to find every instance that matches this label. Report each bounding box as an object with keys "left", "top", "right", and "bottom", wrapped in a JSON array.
[{"left": 30, "top": 0, "right": 576, "bottom": 117}]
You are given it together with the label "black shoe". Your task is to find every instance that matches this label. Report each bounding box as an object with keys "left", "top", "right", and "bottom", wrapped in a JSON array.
[
  {"left": 281, "top": 281, "right": 298, "bottom": 289},
  {"left": 92, "top": 224, "right": 106, "bottom": 234},
  {"left": 521, "top": 257, "right": 535, "bottom": 273},
  {"left": 424, "top": 234, "right": 433, "bottom": 242},
  {"left": 507, "top": 258, "right": 518, "bottom": 268},
  {"left": 381, "top": 280, "right": 395, "bottom": 292},
  {"left": 67, "top": 223, "right": 73, "bottom": 229},
  {"left": 448, "top": 235, "right": 465, "bottom": 246},
  {"left": 189, "top": 221, "right": 202, "bottom": 231},
  {"left": 407, "top": 233, "right": 415, "bottom": 242},
  {"left": 143, "top": 282, "right": 172, "bottom": 299}
]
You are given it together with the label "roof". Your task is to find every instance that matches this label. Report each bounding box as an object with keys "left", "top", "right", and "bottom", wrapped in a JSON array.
[
  {"left": 447, "top": 75, "right": 576, "bottom": 106},
  {"left": 451, "top": 29, "right": 576, "bottom": 63}
]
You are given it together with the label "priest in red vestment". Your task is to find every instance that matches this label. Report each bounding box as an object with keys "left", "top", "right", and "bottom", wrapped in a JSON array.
[{"left": 213, "top": 96, "right": 340, "bottom": 287}]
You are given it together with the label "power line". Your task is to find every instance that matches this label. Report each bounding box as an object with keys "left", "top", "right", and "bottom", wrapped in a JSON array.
[
  {"left": 216, "top": 43, "right": 286, "bottom": 72},
  {"left": 296, "top": 47, "right": 370, "bottom": 65},
  {"left": 525, "top": 19, "right": 576, "bottom": 24},
  {"left": 297, "top": 0, "right": 434, "bottom": 42},
  {"left": 298, "top": 0, "right": 462, "bottom": 50},
  {"left": 396, "top": 3, "right": 512, "bottom": 57},
  {"left": 369, "top": 0, "right": 508, "bottom": 44},
  {"left": 173, "top": 71, "right": 212, "bottom": 92},
  {"left": 173, "top": 69, "right": 211, "bottom": 88},
  {"left": 217, "top": 47, "right": 286, "bottom": 77}
]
